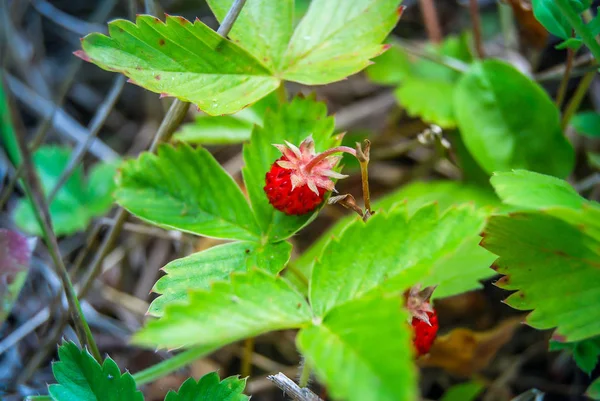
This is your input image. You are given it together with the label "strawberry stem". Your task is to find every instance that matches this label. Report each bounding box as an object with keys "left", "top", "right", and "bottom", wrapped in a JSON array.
[{"left": 304, "top": 146, "right": 356, "bottom": 172}]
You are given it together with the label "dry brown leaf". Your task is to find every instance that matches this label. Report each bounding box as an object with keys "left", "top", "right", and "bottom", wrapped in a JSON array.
[
  {"left": 417, "top": 316, "right": 523, "bottom": 377},
  {"left": 505, "top": 0, "right": 549, "bottom": 49}
]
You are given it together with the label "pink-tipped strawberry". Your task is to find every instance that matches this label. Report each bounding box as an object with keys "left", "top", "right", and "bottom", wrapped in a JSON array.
[
  {"left": 406, "top": 285, "right": 439, "bottom": 356},
  {"left": 264, "top": 136, "right": 349, "bottom": 215}
]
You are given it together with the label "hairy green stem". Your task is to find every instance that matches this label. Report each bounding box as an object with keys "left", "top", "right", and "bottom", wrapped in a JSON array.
[
  {"left": 299, "top": 359, "right": 312, "bottom": 388},
  {"left": 555, "top": 0, "right": 600, "bottom": 61},
  {"left": 132, "top": 345, "right": 217, "bottom": 385}
]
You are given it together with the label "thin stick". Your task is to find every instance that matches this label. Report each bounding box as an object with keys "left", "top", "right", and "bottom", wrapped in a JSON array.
[
  {"left": 418, "top": 0, "right": 442, "bottom": 43},
  {"left": 535, "top": 53, "right": 594, "bottom": 82},
  {"left": 216, "top": 0, "right": 247, "bottom": 36},
  {"left": 556, "top": 43, "right": 575, "bottom": 108},
  {"left": 268, "top": 372, "right": 323, "bottom": 401},
  {"left": 6, "top": 77, "right": 102, "bottom": 363},
  {"left": 394, "top": 38, "right": 469, "bottom": 73},
  {"left": 48, "top": 75, "right": 126, "bottom": 203},
  {"left": 562, "top": 70, "right": 596, "bottom": 130},
  {"left": 469, "top": 0, "right": 485, "bottom": 58}
]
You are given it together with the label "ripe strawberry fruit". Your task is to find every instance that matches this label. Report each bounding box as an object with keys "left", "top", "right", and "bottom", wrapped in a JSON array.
[
  {"left": 411, "top": 307, "right": 438, "bottom": 356},
  {"left": 406, "top": 285, "right": 438, "bottom": 356},
  {"left": 264, "top": 136, "right": 347, "bottom": 215}
]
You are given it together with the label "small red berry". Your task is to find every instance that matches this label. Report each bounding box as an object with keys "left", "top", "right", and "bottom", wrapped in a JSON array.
[
  {"left": 411, "top": 308, "right": 438, "bottom": 356},
  {"left": 405, "top": 284, "right": 438, "bottom": 356},
  {"left": 264, "top": 136, "right": 347, "bottom": 215}
]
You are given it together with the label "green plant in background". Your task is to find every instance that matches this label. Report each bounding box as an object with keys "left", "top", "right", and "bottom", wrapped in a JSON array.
[
  {"left": 8, "top": 0, "right": 600, "bottom": 400},
  {"left": 13, "top": 146, "right": 118, "bottom": 236}
]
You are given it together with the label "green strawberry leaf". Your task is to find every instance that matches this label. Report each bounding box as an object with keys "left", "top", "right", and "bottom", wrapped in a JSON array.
[
  {"left": 365, "top": 41, "right": 412, "bottom": 85},
  {"left": 14, "top": 146, "right": 117, "bottom": 236},
  {"left": 491, "top": 170, "right": 585, "bottom": 210},
  {"left": 133, "top": 269, "right": 312, "bottom": 349},
  {"left": 368, "top": 34, "right": 472, "bottom": 128},
  {"left": 532, "top": 0, "right": 590, "bottom": 39},
  {"left": 174, "top": 92, "right": 278, "bottom": 145},
  {"left": 411, "top": 33, "right": 473, "bottom": 82},
  {"left": 550, "top": 336, "right": 600, "bottom": 374},
  {"left": 297, "top": 295, "right": 418, "bottom": 401},
  {"left": 174, "top": 115, "right": 255, "bottom": 145},
  {"left": 242, "top": 95, "right": 339, "bottom": 242},
  {"left": 395, "top": 78, "right": 456, "bottom": 128},
  {"left": 440, "top": 381, "right": 485, "bottom": 401},
  {"left": 290, "top": 180, "right": 499, "bottom": 292},
  {"left": 0, "top": 229, "right": 34, "bottom": 325},
  {"left": 48, "top": 341, "right": 143, "bottom": 401},
  {"left": 78, "top": 15, "right": 279, "bottom": 116},
  {"left": 165, "top": 372, "right": 249, "bottom": 401},
  {"left": 454, "top": 60, "right": 574, "bottom": 178},
  {"left": 79, "top": 2, "right": 401, "bottom": 114},
  {"left": 570, "top": 111, "right": 600, "bottom": 138},
  {"left": 588, "top": 377, "right": 600, "bottom": 399},
  {"left": 115, "top": 143, "right": 260, "bottom": 241},
  {"left": 280, "top": 0, "right": 402, "bottom": 84},
  {"left": 207, "top": 0, "right": 293, "bottom": 71},
  {"left": 310, "top": 204, "right": 494, "bottom": 317},
  {"left": 482, "top": 209, "right": 600, "bottom": 342},
  {"left": 532, "top": 0, "right": 573, "bottom": 39},
  {"left": 148, "top": 240, "right": 292, "bottom": 317}
]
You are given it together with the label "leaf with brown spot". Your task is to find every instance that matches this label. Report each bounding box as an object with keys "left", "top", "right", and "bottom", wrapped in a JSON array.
[{"left": 418, "top": 317, "right": 522, "bottom": 377}]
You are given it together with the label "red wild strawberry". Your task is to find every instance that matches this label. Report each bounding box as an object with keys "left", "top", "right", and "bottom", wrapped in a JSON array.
[
  {"left": 411, "top": 308, "right": 438, "bottom": 356},
  {"left": 406, "top": 285, "right": 439, "bottom": 356},
  {"left": 264, "top": 136, "right": 349, "bottom": 215}
]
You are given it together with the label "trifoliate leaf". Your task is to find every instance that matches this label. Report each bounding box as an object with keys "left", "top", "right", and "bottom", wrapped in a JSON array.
[
  {"left": 134, "top": 269, "right": 312, "bottom": 349},
  {"left": 207, "top": 0, "right": 293, "bottom": 71},
  {"left": 297, "top": 295, "right": 418, "bottom": 401},
  {"left": 0, "top": 229, "right": 34, "bottom": 325},
  {"left": 174, "top": 92, "right": 278, "bottom": 145},
  {"left": 48, "top": 341, "right": 143, "bottom": 401},
  {"left": 78, "top": 15, "right": 279, "bottom": 116},
  {"left": 550, "top": 336, "right": 600, "bottom": 374},
  {"left": 570, "top": 111, "right": 600, "bottom": 138},
  {"left": 79, "top": 2, "right": 401, "bottom": 114},
  {"left": 310, "top": 204, "right": 493, "bottom": 316},
  {"left": 395, "top": 78, "right": 456, "bottom": 128},
  {"left": 148, "top": 240, "right": 292, "bottom": 317},
  {"left": 454, "top": 60, "right": 574, "bottom": 178},
  {"left": 281, "top": 0, "right": 402, "bottom": 84},
  {"left": 14, "top": 146, "right": 117, "bottom": 236},
  {"left": 242, "top": 95, "right": 338, "bottom": 242},
  {"left": 290, "top": 180, "right": 499, "bottom": 292},
  {"left": 491, "top": 170, "right": 585, "bottom": 210},
  {"left": 165, "top": 372, "right": 249, "bottom": 401},
  {"left": 482, "top": 209, "right": 600, "bottom": 342},
  {"left": 115, "top": 144, "right": 260, "bottom": 241}
]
